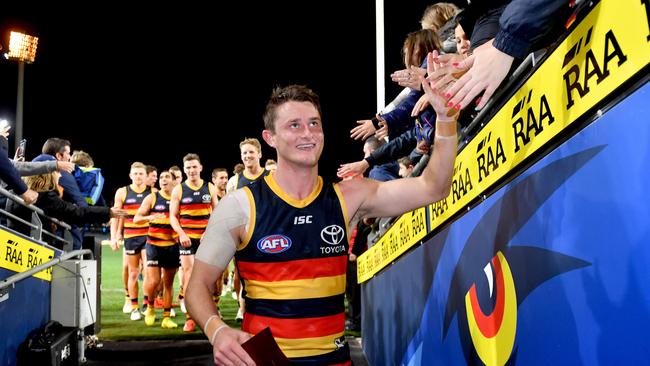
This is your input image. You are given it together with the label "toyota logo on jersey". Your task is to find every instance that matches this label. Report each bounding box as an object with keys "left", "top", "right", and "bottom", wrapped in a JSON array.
[
  {"left": 320, "top": 225, "right": 345, "bottom": 245},
  {"left": 257, "top": 234, "right": 292, "bottom": 254}
]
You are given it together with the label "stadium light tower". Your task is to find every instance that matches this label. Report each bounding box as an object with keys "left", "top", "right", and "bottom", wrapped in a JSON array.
[{"left": 7, "top": 31, "right": 39, "bottom": 148}]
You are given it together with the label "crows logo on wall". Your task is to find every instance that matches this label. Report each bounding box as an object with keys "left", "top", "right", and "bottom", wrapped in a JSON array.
[{"left": 442, "top": 147, "right": 602, "bottom": 365}]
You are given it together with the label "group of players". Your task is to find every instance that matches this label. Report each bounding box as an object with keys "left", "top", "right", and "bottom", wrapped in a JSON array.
[{"left": 109, "top": 138, "right": 273, "bottom": 331}]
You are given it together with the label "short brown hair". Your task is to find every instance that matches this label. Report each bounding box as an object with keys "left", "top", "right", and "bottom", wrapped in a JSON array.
[
  {"left": 233, "top": 163, "right": 244, "bottom": 175},
  {"left": 42, "top": 137, "right": 71, "bottom": 156},
  {"left": 71, "top": 150, "right": 94, "bottom": 167},
  {"left": 183, "top": 153, "right": 201, "bottom": 164},
  {"left": 212, "top": 168, "right": 227, "bottom": 178},
  {"left": 263, "top": 85, "right": 321, "bottom": 132}
]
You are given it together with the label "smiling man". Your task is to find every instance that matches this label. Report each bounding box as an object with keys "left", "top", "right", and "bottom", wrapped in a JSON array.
[
  {"left": 169, "top": 153, "right": 218, "bottom": 332},
  {"left": 226, "top": 137, "right": 269, "bottom": 193},
  {"left": 187, "top": 82, "right": 458, "bottom": 365}
]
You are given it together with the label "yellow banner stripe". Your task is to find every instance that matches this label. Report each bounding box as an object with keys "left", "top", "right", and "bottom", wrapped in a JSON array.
[
  {"left": 276, "top": 332, "right": 345, "bottom": 359},
  {"left": 0, "top": 229, "right": 56, "bottom": 281},
  {"left": 358, "top": 0, "right": 650, "bottom": 283},
  {"left": 244, "top": 274, "right": 346, "bottom": 300}
]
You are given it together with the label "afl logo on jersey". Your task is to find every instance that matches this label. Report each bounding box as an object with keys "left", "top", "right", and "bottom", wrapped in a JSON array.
[
  {"left": 154, "top": 205, "right": 166, "bottom": 211},
  {"left": 181, "top": 197, "right": 193, "bottom": 203},
  {"left": 321, "top": 225, "right": 345, "bottom": 245},
  {"left": 125, "top": 198, "right": 136, "bottom": 204},
  {"left": 257, "top": 235, "right": 292, "bottom": 254}
]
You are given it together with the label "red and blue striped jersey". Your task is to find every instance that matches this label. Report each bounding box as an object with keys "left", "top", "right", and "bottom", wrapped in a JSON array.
[
  {"left": 179, "top": 180, "right": 213, "bottom": 239},
  {"left": 147, "top": 191, "right": 176, "bottom": 247},
  {"left": 236, "top": 173, "right": 351, "bottom": 364},
  {"left": 122, "top": 185, "right": 152, "bottom": 239}
]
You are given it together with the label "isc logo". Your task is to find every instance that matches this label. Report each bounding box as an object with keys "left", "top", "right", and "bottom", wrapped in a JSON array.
[
  {"left": 257, "top": 235, "right": 292, "bottom": 254},
  {"left": 294, "top": 215, "right": 313, "bottom": 225}
]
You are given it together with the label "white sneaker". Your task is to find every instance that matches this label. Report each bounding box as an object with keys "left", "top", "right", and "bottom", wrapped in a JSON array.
[
  {"left": 130, "top": 308, "right": 142, "bottom": 321},
  {"left": 170, "top": 308, "right": 176, "bottom": 318},
  {"left": 235, "top": 308, "right": 243, "bottom": 323},
  {"left": 180, "top": 299, "right": 187, "bottom": 314},
  {"left": 122, "top": 298, "right": 132, "bottom": 313}
]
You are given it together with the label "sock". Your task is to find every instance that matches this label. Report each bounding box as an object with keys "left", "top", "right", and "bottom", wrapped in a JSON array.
[
  {"left": 164, "top": 308, "right": 171, "bottom": 318},
  {"left": 131, "top": 298, "right": 138, "bottom": 310}
]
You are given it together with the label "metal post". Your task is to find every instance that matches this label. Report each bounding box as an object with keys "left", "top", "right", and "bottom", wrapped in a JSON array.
[
  {"left": 16, "top": 61, "right": 25, "bottom": 149},
  {"left": 375, "top": 0, "right": 385, "bottom": 111}
]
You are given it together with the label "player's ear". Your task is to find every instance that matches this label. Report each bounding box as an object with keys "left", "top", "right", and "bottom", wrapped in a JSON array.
[{"left": 262, "top": 130, "right": 276, "bottom": 148}]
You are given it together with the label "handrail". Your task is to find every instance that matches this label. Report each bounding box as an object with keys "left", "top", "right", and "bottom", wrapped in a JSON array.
[
  {"left": 0, "top": 249, "right": 93, "bottom": 294},
  {"left": 0, "top": 186, "right": 71, "bottom": 230}
]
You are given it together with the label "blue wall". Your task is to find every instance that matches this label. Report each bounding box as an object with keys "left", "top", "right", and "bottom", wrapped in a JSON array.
[{"left": 362, "top": 82, "right": 650, "bottom": 365}]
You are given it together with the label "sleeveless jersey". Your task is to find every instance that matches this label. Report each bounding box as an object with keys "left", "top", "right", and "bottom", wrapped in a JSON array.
[
  {"left": 236, "top": 174, "right": 351, "bottom": 364},
  {"left": 147, "top": 191, "right": 176, "bottom": 247},
  {"left": 123, "top": 185, "right": 152, "bottom": 239},
  {"left": 235, "top": 169, "right": 269, "bottom": 189},
  {"left": 179, "top": 180, "right": 213, "bottom": 239}
]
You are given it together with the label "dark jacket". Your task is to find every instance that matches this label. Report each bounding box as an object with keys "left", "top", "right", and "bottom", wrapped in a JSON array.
[{"left": 494, "top": 0, "right": 571, "bottom": 58}]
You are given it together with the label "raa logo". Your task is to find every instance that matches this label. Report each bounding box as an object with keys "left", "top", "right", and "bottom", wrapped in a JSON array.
[
  {"left": 443, "top": 148, "right": 600, "bottom": 365},
  {"left": 257, "top": 234, "right": 292, "bottom": 254}
]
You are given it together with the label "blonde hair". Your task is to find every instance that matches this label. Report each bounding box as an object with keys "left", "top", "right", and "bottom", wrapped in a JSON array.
[
  {"left": 240, "top": 138, "right": 261, "bottom": 153},
  {"left": 24, "top": 173, "right": 58, "bottom": 193},
  {"left": 131, "top": 162, "right": 146, "bottom": 170},
  {"left": 420, "top": 3, "right": 458, "bottom": 31},
  {"left": 71, "top": 150, "right": 94, "bottom": 167}
]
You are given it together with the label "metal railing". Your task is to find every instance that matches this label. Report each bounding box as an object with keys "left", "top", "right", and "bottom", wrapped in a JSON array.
[
  {"left": 0, "top": 249, "right": 93, "bottom": 303},
  {"left": 0, "top": 186, "right": 72, "bottom": 248}
]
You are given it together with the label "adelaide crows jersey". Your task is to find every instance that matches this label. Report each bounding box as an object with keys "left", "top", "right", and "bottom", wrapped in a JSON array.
[
  {"left": 179, "top": 180, "right": 213, "bottom": 239},
  {"left": 122, "top": 185, "right": 152, "bottom": 239},
  {"left": 236, "top": 173, "right": 351, "bottom": 364},
  {"left": 235, "top": 169, "right": 269, "bottom": 189},
  {"left": 147, "top": 191, "right": 176, "bottom": 247}
]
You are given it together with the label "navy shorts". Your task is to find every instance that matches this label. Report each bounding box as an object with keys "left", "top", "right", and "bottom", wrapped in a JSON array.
[
  {"left": 124, "top": 236, "right": 147, "bottom": 255},
  {"left": 146, "top": 244, "right": 180, "bottom": 269},
  {"left": 179, "top": 238, "right": 201, "bottom": 256}
]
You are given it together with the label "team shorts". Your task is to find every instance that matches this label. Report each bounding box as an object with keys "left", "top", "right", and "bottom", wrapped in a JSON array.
[
  {"left": 179, "top": 237, "right": 201, "bottom": 256},
  {"left": 124, "top": 236, "right": 147, "bottom": 255},
  {"left": 146, "top": 244, "right": 180, "bottom": 269}
]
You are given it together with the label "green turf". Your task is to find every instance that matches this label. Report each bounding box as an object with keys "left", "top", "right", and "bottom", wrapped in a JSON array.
[
  {"left": 98, "top": 244, "right": 361, "bottom": 340},
  {"left": 98, "top": 245, "right": 241, "bottom": 341}
]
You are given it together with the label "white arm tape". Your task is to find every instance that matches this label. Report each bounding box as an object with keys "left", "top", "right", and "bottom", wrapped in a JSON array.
[{"left": 196, "top": 190, "right": 250, "bottom": 270}]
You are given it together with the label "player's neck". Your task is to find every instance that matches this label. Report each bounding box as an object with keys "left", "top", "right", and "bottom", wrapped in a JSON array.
[
  {"left": 217, "top": 188, "right": 226, "bottom": 198},
  {"left": 130, "top": 183, "right": 146, "bottom": 191},
  {"left": 272, "top": 164, "right": 318, "bottom": 200},
  {"left": 244, "top": 165, "right": 262, "bottom": 176},
  {"left": 187, "top": 177, "right": 202, "bottom": 186}
]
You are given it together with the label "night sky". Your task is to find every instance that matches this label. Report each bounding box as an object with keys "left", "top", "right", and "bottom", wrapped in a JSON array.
[{"left": 0, "top": 1, "right": 446, "bottom": 203}]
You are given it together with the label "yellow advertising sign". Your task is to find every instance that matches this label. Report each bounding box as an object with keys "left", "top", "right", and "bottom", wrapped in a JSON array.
[
  {"left": 0, "top": 229, "right": 56, "bottom": 281},
  {"left": 358, "top": 0, "right": 650, "bottom": 283}
]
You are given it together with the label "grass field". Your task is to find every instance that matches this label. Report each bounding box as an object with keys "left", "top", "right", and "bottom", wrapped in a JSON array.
[
  {"left": 98, "top": 243, "right": 360, "bottom": 341},
  {"left": 98, "top": 245, "right": 241, "bottom": 341}
]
